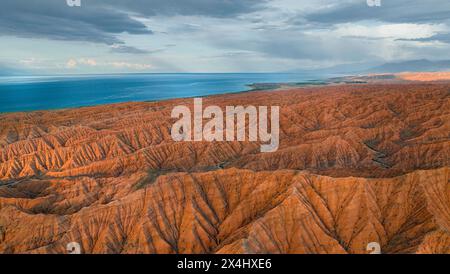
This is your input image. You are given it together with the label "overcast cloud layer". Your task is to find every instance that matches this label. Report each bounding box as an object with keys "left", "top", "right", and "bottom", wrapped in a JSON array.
[{"left": 1, "top": 0, "right": 450, "bottom": 73}]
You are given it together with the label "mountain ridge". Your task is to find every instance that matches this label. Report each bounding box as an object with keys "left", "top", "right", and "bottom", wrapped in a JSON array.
[{"left": 285, "top": 59, "right": 450, "bottom": 75}]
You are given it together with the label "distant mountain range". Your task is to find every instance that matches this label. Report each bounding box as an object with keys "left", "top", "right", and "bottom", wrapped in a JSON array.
[
  {"left": 2, "top": 59, "right": 450, "bottom": 77},
  {"left": 367, "top": 59, "right": 450, "bottom": 73},
  {"left": 287, "top": 59, "right": 450, "bottom": 75}
]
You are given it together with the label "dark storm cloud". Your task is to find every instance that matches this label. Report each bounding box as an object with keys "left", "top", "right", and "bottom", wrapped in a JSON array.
[
  {"left": 110, "top": 44, "right": 176, "bottom": 54},
  {"left": 257, "top": 38, "right": 375, "bottom": 62},
  {"left": 400, "top": 33, "right": 450, "bottom": 44},
  {"left": 305, "top": 0, "right": 450, "bottom": 24},
  {"left": 110, "top": 45, "right": 151, "bottom": 54},
  {"left": 0, "top": 0, "right": 265, "bottom": 46},
  {"left": 100, "top": 0, "right": 267, "bottom": 18},
  {"left": 210, "top": 31, "right": 377, "bottom": 63},
  {"left": 0, "top": 0, "right": 152, "bottom": 45}
]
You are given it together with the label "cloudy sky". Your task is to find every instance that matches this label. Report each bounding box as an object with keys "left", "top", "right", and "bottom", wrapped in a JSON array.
[{"left": 1, "top": 0, "right": 450, "bottom": 74}]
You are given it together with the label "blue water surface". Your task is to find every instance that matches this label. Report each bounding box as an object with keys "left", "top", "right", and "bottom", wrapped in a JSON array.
[{"left": 0, "top": 73, "right": 324, "bottom": 113}]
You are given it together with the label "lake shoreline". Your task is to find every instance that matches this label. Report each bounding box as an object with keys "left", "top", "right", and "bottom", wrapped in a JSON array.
[
  {"left": 2, "top": 72, "right": 446, "bottom": 115},
  {"left": 0, "top": 73, "right": 329, "bottom": 114}
]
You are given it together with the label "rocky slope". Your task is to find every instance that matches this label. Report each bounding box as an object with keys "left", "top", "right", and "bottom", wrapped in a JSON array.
[{"left": 0, "top": 83, "right": 449, "bottom": 254}]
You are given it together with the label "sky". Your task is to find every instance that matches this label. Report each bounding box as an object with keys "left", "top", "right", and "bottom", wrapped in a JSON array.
[{"left": 1, "top": 0, "right": 450, "bottom": 74}]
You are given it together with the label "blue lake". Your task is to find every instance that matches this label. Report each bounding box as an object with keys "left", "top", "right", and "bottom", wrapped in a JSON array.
[{"left": 0, "top": 73, "right": 325, "bottom": 113}]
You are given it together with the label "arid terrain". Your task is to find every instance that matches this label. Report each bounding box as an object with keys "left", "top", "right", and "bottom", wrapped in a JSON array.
[
  {"left": 398, "top": 72, "right": 450, "bottom": 82},
  {"left": 0, "top": 82, "right": 449, "bottom": 254}
]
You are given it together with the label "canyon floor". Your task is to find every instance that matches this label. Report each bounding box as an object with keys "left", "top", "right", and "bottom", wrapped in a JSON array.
[{"left": 0, "top": 82, "right": 449, "bottom": 254}]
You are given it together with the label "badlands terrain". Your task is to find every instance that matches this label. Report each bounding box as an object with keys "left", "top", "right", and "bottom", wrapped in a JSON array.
[{"left": 0, "top": 82, "right": 449, "bottom": 254}]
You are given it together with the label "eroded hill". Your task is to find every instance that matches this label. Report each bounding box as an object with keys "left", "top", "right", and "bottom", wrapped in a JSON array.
[{"left": 0, "top": 83, "right": 449, "bottom": 253}]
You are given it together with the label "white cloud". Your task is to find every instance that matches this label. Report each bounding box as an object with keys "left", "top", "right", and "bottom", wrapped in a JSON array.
[
  {"left": 19, "top": 58, "right": 37, "bottom": 66},
  {"left": 79, "top": 58, "right": 97, "bottom": 66},
  {"left": 333, "top": 23, "right": 446, "bottom": 40},
  {"left": 109, "top": 62, "right": 152, "bottom": 70},
  {"left": 66, "top": 58, "right": 98, "bottom": 69},
  {"left": 66, "top": 59, "right": 78, "bottom": 69}
]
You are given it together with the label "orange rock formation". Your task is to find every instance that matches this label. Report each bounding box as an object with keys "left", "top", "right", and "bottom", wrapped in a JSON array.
[
  {"left": 398, "top": 72, "right": 450, "bottom": 82},
  {"left": 0, "top": 83, "right": 449, "bottom": 254}
]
